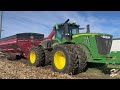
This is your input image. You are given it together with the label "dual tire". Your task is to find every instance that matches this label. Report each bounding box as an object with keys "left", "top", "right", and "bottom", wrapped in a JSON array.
[
  {"left": 28, "top": 44, "right": 87, "bottom": 75},
  {"left": 28, "top": 46, "right": 45, "bottom": 67},
  {"left": 51, "top": 44, "right": 87, "bottom": 75}
]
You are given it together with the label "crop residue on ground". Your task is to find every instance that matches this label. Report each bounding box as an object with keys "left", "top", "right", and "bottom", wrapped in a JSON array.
[{"left": 0, "top": 59, "right": 120, "bottom": 79}]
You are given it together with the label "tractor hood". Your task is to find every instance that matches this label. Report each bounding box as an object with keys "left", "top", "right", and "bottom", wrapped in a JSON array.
[
  {"left": 72, "top": 33, "right": 112, "bottom": 38},
  {"left": 72, "top": 33, "right": 113, "bottom": 57}
]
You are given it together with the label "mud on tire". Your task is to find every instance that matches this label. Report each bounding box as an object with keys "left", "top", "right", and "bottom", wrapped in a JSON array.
[
  {"left": 51, "top": 44, "right": 87, "bottom": 75},
  {"left": 44, "top": 50, "right": 51, "bottom": 65},
  {"left": 74, "top": 45, "right": 87, "bottom": 73},
  {"left": 28, "top": 46, "right": 45, "bottom": 67}
]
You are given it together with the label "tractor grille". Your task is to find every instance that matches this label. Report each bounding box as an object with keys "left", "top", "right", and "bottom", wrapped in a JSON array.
[{"left": 95, "top": 35, "right": 112, "bottom": 55}]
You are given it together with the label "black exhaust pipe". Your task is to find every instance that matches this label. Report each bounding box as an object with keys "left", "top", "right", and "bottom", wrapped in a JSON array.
[{"left": 86, "top": 24, "right": 90, "bottom": 33}]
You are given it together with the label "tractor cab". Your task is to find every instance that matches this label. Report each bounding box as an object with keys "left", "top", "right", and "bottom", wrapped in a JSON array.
[
  {"left": 54, "top": 19, "right": 75, "bottom": 42},
  {"left": 54, "top": 19, "right": 90, "bottom": 43},
  {"left": 55, "top": 23, "right": 79, "bottom": 40}
]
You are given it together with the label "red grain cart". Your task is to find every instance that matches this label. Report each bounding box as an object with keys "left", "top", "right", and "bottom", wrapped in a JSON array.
[{"left": 0, "top": 33, "right": 46, "bottom": 60}]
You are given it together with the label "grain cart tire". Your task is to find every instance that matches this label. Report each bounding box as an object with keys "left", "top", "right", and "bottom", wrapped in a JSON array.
[
  {"left": 51, "top": 44, "right": 86, "bottom": 75},
  {"left": 7, "top": 53, "right": 16, "bottom": 60},
  {"left": 28, "top": 46, "right": 45, "bottom": 67}
]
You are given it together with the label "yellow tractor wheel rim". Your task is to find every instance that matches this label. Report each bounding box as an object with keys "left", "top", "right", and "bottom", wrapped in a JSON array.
[
  {"left": 30, "top": 50, "right": 36, "bottom": 64},
  {"left": 54, "top": 51, "right": 66, "bottom": 70}
]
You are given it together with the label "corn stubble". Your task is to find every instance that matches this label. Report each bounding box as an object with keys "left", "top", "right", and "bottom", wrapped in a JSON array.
[{"left": 0, "top": 58, "right": 120, "bottom": 79}]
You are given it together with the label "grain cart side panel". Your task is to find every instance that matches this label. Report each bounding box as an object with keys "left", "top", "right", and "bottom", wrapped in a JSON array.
[
  {"left": 0, "top": 35, "right": 18, "bottom": 53},
  {"left": 0, "top": 33, "right": 44, "bottom": 59},
  {"left": 16, "top": 33, "right": 44, "bottom": 59},
  {"left": 17, "top": 38, "right": 43, "bottom": 59}
]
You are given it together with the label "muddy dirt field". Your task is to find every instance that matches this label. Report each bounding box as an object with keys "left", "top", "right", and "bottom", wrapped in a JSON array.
[{"left": 0, "top": 58, "right": 120, "bottom": 79}]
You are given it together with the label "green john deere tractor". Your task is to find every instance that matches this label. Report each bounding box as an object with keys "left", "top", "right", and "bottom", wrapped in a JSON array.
[{"left": 29, "top": 19, "right": 120, "bottom": 75}]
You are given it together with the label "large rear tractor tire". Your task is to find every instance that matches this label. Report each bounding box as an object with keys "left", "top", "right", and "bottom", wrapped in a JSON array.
[
  {"left": 51, "top": 44, "right": 87, "bottom": 75},
  {"left": 28, "top": 46, "right": 45, "bottom": 67}
]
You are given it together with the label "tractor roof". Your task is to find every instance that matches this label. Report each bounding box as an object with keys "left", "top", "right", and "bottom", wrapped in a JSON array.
[{"left": 53, "top": 23, "right": 79, "bottom": 28}]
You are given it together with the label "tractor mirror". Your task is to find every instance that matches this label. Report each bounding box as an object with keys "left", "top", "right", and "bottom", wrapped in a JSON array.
[{"left": 55, "top": 24, "right": 59, "bottom": 29}]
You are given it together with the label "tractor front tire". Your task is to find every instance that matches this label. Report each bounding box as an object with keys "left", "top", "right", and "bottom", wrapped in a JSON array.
[
  {"left": 28, "top": 46, "right": 45, "bottom": 67},
  {"left": 74, "top": 45, "right": 87, "bottom": 73},
  {"left": 51, "top": 44, "right": 87, "bottom": 75}
]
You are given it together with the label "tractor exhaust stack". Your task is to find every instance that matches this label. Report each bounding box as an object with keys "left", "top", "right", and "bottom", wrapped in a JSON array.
[{"left": 86, "top": 24, "right": 90, "bottom": 33}]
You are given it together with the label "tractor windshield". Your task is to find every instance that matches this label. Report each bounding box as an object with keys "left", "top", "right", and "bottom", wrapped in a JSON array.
[
  {"left": 55, "top": 25, "right": 79, "bottom": 38},
  {"left": 69, "top": 26, "right": 79, "bottom": 35},
  {"left": 56, "top": 27, "right": 64, "bottom": 39}
]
